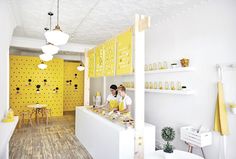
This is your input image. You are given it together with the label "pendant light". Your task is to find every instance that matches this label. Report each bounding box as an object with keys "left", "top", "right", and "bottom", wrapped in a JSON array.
[
  {"left": 44, "top": 0, "right": 69, "bottom": 46},
  {"left": 77, "top": 54, "right": 85, "bottom": 71},
  {"left": 42, "top": 12, "right": 59, "bottom": 55},
  {"left": 77, "top": 63, "right": 85, "bottom": 71},
  {"left": 39, "top": 54, "right": 53, "bottom": 62},
  {"left": 38, "top": 62, "right": 47, "bottom": 70}
]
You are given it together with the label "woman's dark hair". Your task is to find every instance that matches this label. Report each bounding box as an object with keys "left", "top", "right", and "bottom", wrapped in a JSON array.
[{"left": 110, "top": 84, "right": 118, "bottom": 97}]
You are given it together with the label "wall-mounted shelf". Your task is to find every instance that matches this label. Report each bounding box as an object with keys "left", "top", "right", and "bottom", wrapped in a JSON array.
[
  {"left": 126, "top": 88, "right": 195, "bottom": 95},
  {"left": 145, "top": 67, "right": 195, "bottom": 74},
  {"left": 119, "top": 67, "right": 194, "bottom": 76}
]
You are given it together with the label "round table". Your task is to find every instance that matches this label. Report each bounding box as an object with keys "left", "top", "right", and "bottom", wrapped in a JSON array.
[
  {"left": 27, "top": 104, "right": 47, "bottom": 125},
  {"left": 146, "top": 150, "right": 204, "bottom": 159}
]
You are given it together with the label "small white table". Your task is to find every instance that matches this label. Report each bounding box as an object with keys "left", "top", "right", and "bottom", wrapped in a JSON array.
[
  {"left": 146, "top": 150, "right": 204, "bottom": 159},
  {"left": 27, "top": 104, "right": 47, "bottom": 125}
]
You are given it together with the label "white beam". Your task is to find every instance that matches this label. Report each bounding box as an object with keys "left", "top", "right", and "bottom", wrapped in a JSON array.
[
  {"left": 11, "top": 36, "right": 95, "bottom": 53},
  {"left": 84, "top": 51, "right": 90, "bottom": 105}
]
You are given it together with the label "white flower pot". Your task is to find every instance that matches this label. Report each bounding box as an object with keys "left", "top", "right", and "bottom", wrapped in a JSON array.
[{"left": 164, "top": 151, "right": 174, "bottom": 159}]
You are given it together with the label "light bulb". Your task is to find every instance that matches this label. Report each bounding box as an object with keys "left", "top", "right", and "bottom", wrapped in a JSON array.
[{"left": 39, "top": 54, "right": 53, "bottom": 62}]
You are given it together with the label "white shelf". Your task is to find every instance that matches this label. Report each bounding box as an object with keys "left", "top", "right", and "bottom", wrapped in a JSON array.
[
  {"left": 126, "top": 88, "right": 195, "bottom": 95},
  {"left": 120, "top": 67, "right": 194, "bottom": 76},
  {"left": 0, "top": 116, "right": 19, "bottom": 154},
  {"left": 145, "top": 67, "right": 194, "bottom": 74}
]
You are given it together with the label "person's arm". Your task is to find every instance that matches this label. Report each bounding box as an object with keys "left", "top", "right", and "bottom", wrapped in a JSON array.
[{"left": 119, "top": 105, "right": 130, "bottom": 113}]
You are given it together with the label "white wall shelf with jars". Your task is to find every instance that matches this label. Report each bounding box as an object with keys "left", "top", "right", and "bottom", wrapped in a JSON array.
[
  {"left": 119, "top": 67, "right": 195, "bottom": 76},
  {"left": 145, "top": 67, "right": 195, "bottom": 74},
  {"left": 126, "top": 88, "right": 195, "bottom": 95}
]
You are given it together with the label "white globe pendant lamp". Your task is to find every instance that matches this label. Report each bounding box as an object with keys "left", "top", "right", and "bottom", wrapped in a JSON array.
[
  {"left": 44, "top": 0, "right": 69, "bottom": 46},
  {"left": 40, "top": 54, "right": 53, "bottom": 62},
  {"left": 42, "top": 13, "right": 59, "bottom": 55},
  {"left": 41, "top": 43, "right": 59, "bottom": 55},
  {"left": 77, "top": 63, "right": 85, "bottom": 71},
  {"left": 38, "top": 62, "right": 47, "bottom": 70}
]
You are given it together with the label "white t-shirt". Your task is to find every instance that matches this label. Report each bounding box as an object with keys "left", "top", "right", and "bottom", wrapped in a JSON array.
[
  {"left": 119, "top": 95, "right": 132, "bottom": 110},
  {"left": 106, "top": 94, "right": 120, "bottom": 102}
]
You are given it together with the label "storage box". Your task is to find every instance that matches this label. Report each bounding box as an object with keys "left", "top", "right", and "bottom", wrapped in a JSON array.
[{"left": 180, "top": 126, "right": 212, "bottom": 147}]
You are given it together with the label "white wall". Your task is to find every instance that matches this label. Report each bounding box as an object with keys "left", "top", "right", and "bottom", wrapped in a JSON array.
[
  {"left": 0, "top": 0, "right": 16, "bottom": 120},
  {"left": 0, "top": 1, "right": 17, "bottom": 158},
  {"left": 90, "top": 0, "right": 236, "bottom": 158},
  {"left": 145, "top": 0, "right": 236, "bottom": 158}
]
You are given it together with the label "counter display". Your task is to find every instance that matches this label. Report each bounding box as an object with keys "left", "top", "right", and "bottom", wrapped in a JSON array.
[
  {"left": 75, "top": 106, "right": 155, "bottom": 159},
  {"left": 87, "top": 106, "right": 134, "bottom": 128}
]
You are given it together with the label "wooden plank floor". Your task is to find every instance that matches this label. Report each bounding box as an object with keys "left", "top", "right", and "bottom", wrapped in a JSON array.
[{"left": 10, "top": 114, "right": 92, "bottom": 159}]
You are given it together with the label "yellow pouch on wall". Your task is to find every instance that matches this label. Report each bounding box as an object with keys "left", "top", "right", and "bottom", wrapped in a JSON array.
[{"left": 109, "top": 100, "right": 118, "bottom": 109}]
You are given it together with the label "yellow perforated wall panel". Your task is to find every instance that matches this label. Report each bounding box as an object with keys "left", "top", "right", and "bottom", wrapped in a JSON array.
[
  {"left": 88, "top": 49, "right": 95, "bottom": 77},
  {"left": 64, "top": 61, "right": 84, "bottom": 111},
  {"left": 104, "top": 38, "right": 116, "bottom": 76},
  {"left": 95, "top": 45, "right": 104, "bottom": 77},
  {"left": 10, "top": 55, "right": 64, "bottom": 117},
  {"left": 116, "top": 28, "right": 133, "bottom": 75}
]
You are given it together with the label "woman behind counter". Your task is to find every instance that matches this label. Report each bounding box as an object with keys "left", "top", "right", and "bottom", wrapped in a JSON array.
[
  {"left": 103, "top": 84, "right": 120, "bottom": 110},
  {"left": 117, "top": 85, "right": 132, "bottom": 114}
]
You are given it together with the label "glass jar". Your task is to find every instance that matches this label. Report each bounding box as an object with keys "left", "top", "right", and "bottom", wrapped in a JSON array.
[
  {"left": 171, "top": 81, "right": 175, "bottom": 90},
  {"left": 145, "top": 82, "right": 149, "bottom": 89},
  {"left": 158, "top": 62, "right": 162, "bottom": 69},
  {"left": 154, "top": 82, "right": 158, "bottom": 89},
  {"left": 149, "top": 82, "right": 153, "bottom": 89},
  {"left": 165, "top": 81, "right": 169, "bottom": 90},
  {"left": 159, "top": 82, "right": 163, "bottom": 90},
  {"left": 163, "top": 61, "right": 168, "bottom": 69},
  {"left": 177, "top": 81, "right": 182, "bottom": 90}
]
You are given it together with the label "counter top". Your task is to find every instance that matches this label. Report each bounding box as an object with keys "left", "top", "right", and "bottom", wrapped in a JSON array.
[
  {"left": 0, "top": 116, "right": 19, "bottom": 156},
  {"left": 85, "top": 106, "right": 134, "bottom": 129}
]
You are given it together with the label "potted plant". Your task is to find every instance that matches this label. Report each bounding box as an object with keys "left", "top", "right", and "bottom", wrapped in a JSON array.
[{"left": 161, "top": 127, "right": 175, "bottom": 159}]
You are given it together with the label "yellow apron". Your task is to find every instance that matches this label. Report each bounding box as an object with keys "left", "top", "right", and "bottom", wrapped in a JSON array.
[
  {"left": 109, "top": 100, "right": 118, "bottom": 109},
  {"left": 119, "top": 101, "right": 131, "bottom": 117}
]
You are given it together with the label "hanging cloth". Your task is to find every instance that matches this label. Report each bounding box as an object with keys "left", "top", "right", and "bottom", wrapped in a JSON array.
[{"left": 214, "top": 82, "right": 229, "bottom": 135}]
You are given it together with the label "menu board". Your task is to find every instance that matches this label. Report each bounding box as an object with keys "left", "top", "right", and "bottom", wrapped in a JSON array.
[
  {"left": 116, "top": 28, "right": 133, "bottom": 75},
  {"left": 88, "top": 49, "right": 95, "bottom": 77},
  {"left": 95, "top": 45, "right": 104, "bottom": 77},
  {"left": 104, "top": 38, "right": 116, "bottom": 76}
]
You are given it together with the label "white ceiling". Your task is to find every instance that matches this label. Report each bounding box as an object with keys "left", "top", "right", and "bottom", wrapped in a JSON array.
[{"left": 11, "top": 0, "right": 207, "bottom": 45}]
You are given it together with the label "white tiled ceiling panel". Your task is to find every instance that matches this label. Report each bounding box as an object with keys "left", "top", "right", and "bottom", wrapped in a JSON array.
[{"left": 11, "top": 0, "right": 207, "bottom": 44}]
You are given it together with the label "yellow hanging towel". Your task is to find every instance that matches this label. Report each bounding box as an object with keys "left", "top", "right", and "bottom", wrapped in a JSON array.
[{"left": 214, "top": 82, "right": 229, "bottom": 135}]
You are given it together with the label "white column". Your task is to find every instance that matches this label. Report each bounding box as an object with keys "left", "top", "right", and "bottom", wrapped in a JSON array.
[
  {"left": 84, "top": 51, "right": 90, "bottom": 105},
  {"left": 134, "top": 14, "right": 150, "bottom": 159}
]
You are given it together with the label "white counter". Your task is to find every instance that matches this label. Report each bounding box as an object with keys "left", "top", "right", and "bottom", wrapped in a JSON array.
[
  {"left": 0, "top": 116, "right": 19, "bottom": 159},
  {"left": 75, "top": 107, "right": 155, "bottom": 159}
]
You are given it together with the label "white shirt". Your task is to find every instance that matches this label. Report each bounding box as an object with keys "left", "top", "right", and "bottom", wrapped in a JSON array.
[
  {"left": 119, "top": 95, "right": 132, "bottom": 110},
  {"left": 106, "top": 94, "right": 120, "bottom": 102}
]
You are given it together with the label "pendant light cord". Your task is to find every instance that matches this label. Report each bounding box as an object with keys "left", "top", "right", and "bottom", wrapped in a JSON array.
[
  {"left": 50, "top": 13, "right": 52, "bottom": 30},
  {"left": 57, "top": 0, "right": 59, "bottom": 26}
]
